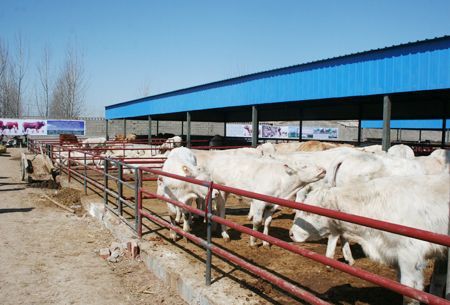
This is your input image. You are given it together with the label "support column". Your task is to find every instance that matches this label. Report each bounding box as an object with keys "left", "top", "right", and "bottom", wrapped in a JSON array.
[
  {"left": 156, "top": 120, "right": 159, "bottom": 136},
  {"left": 441, "top": 118, "right": 447, "bottom": 148},
  {"left": 382, "top": 95, "right": 391, "bottom": 151},
  {"left": 181, "top": 121, "right": 184, "bottom": 136},
  {"left": 105, "top": 119, "right": 109, "bottom": 140},
  {"left": 223, "top": 121, "right": 227, "bottom": 137},
  {"left": 148, "top": 115, "right": 152, "bottom": 145},
  {"left": 251, "top": 106, "right": 258, "bottom": 147},
  {"left": 123, "top": 119, "right": 127, "bottom": 136},
  {"left": 357, "top": 104, "right": 362, "bottom": 145},
  {"left": 357, "top": 119, "right": 362, "bottom": 145},
  {"left": 419, "top": 129, "right": 422, "bottom": 142},
  {"left": 186, "top": 112, "right": 191, "bottom": 148},
  {"left": 299, "top": 108, "right": 303, "bottom": 141}
]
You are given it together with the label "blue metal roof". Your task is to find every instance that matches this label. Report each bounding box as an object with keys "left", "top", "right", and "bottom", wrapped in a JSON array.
[
  {"left": 362, "top": 119, "right": 450, "bottom": 130},
  {"left": 106, "top": 36, "right": 450, "bottom": 120}
]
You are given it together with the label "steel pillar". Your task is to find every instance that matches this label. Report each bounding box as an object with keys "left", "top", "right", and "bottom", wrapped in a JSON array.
[
  {"left": 148, "top": 115, "right": 152, "bottom": 145},
  {"left": 105, "top": 119, "right": 109, "bottom": 140},
  {"left": 442, "top": 117, "right": 447, "bottom": 148},
  {"left": 251, "top": 106, "right": 258, "bottom": 147},
  {"left": 123, "top": 119, "right": 127, "bottom": 136},
  {"left": 382, "top": 96, "right": 391, "bottom": 151},
  {"left": 186, "top": 112, "right": 191, "bottom": 148}
]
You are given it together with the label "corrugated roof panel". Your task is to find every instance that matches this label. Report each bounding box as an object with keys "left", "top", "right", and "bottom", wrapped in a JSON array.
[
  {"left": 362, "top": 119, "right": 450, "bottom": 129},
  {"left": 106, "top": 36, "right": 450, "bottom": 119}
]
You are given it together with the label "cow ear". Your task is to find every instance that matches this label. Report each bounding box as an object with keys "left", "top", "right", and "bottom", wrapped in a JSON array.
[{"left": 182, "top": 165, "right": 191, "bottom": 176}]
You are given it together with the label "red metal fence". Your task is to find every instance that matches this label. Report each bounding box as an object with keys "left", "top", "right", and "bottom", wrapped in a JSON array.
[{"left": 27, "top": 137, "right": 450, "bottom": 305}]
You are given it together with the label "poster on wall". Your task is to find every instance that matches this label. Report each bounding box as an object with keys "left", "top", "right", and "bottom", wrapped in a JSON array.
[
  {"left": 226, "top": 123, "right": 338, "bottom": 140},
  {"left": 0, "top": 119, "right": 47, "bottom": 136},
  {"left": 47, "top": 120, "right": 85, "bottom": 135},
  {"left": 0, "top": 118, "right": 85, "bottom": 136}
]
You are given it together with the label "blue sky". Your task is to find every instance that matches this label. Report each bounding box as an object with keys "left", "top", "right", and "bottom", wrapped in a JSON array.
[{"left": 1, "top": 0, "right": 449, "bottom": 117}]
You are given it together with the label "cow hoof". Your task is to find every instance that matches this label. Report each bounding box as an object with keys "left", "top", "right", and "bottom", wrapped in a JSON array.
[
  {"left": 222, "top": 233, "right": 230, "bottom": 242},
  {"left": 262, "top": 242, "right": 271, "bottom": 248}
]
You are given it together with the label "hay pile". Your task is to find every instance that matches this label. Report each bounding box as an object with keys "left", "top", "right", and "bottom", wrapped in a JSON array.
[{"left": 0, "top": 145, "right": 6, "bottom": 154}]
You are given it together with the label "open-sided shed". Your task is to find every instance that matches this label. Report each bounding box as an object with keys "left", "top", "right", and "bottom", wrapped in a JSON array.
[{"left": 105, "top": 36, "right": 450, "bottom": 149}]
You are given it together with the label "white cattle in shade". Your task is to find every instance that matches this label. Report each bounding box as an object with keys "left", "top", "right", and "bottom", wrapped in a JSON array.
[
  {"left": 290, "top": 174, "right": 450, "bottom": 305},
  {"left": 159, "top": 136, "right": 183, "bottom": 152},
  {"left": 193, "top": 150, "right": 325, "bottom": 246},
  {"left": 356, "top": 144, "right": 384, "bottom": 154},
  {"left": 81, "top": 137, "right": 107, "bottom": 148},
  {"left": 157, "top": 147, "right": 218, "bottom": 241},
  {"left": 388, "top": 144, "right": 415, "bottom": 159},
  {"left": 415, "top": 148, "right": 450, "bottom": 174},
  {"left": 257, "top": 141, "right": 353, "bottom": 155}
]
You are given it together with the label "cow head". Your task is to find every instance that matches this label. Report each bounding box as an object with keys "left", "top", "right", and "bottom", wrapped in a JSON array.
[{"left": 289, "top": 183, "right": 330, "bottom": 242}]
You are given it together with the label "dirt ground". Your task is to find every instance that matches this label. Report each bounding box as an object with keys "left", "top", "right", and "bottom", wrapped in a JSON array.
[
  {"left": 0, "top": 148, "right": 186, "bottom": 305},
  {"left": 34, "top": 151, "right": 438, "bottom": 305},
  {"left": 111, "top": 178, "right": 435, "bottom": 305}
]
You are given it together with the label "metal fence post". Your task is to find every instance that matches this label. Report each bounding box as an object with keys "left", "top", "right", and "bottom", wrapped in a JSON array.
[
  {"left": 134, "top": 167, "right": 140, "bottom": 232},
  {"left": 68, "top": 150, "right": 71, "bottom": 182},
  {"left": 137, "top": 168, "right": 143, "bottom": 238},
  {"left": 117, "top": 162, "right": 123, "bottom": 216},
  {"left": 205, "top": 182, "right": 214, "bottom": 286},
  {"left": 104, "top": 158, "right": 109, "bottom": 206},
  {"left": 83, "top": 152, "right": 87, "bottom": 195}
]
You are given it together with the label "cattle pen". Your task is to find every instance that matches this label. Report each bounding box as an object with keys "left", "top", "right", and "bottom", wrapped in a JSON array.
[{"left": 27, "top": 136, "right": 450, "bottom": 305}]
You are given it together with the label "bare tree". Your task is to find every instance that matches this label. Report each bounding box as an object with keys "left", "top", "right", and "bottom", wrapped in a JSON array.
[
  {"left": 36, "top": 45, "right": 52, "bottom": 118},
  {"left": 10, "top": 34, "right": 27, "bottom": 117},
  {"left": 50, "top": 46, "right": 85, "bottom": 119}
]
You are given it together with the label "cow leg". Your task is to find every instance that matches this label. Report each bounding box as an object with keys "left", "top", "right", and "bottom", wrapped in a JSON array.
[
  {"left": 250, "top": 200, "right": 265, "bottom": 247},
  {"left": 429, "top": 258, "right": 447, "bottom": 297},
  {"left": 261, "top": 207, "right": 274, "bottom": 247},
  {"left": 175, "top": 207, "right": 182, "bottom": 224},
  {"left": 216, "top": 195, "right": 229, "bottom": 242},
  {"left": 398, "top": 259, "right": 425, "bottom": 305},
  {"left": 325, "top": 234, "right": 339, "bottom": 270},
  {"left": 167, "top": 203, "right": 179, "bottom": 241},
  {"left": 340, "top": 236, "right": 355, "bottom": 266}
]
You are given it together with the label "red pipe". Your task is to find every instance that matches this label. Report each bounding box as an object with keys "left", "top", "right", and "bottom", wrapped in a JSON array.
[{"left": 139, "top": 208, "right": 331, "bottom": 305}]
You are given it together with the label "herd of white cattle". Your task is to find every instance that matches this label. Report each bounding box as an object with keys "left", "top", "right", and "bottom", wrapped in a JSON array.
[
  {"left": 54, "top": 136, "right": 182, "bottom": 170},
  {"left": 155, "top": 140, "right": 449, "bottom": 303}
]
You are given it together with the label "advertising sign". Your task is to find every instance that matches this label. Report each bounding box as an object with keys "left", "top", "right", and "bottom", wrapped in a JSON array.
[
  {"left": 0, "top": 118, "right": 85, "bottom": 136},
  {"left": 226, "top": 123, "right": 338, "bottom": 140},
  {"left": 47, "top": 120, "right": 85, "bottom": 135},
  {"left": 0, "top": 119, "right": 47, "bottom": 136}
]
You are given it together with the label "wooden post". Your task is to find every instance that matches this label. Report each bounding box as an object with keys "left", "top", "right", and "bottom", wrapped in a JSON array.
[
  {"left": 382, "top": 96, "right": 391, "bottom": 151},
  {"left": 252, "top": 106, "right": 258, "bottom": 147}
]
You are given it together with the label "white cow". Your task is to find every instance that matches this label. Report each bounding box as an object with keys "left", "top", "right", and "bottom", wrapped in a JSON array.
[
  {"left": 415, "top": 148, "right": 450, "bottom": 174},
  {"left": 194, "top": 151, "right": 326, "bottom": 246},
  {"left": 290, "top": 174, "right": 449, "bottom": 304},
  {"left": 388, "top": 144, "right": 415, "bottom": 159},
  {"left": 159, "top": 136, "right": 183, "bottom": 152},
  {"left": 82, "top": 137, "right": 107, "bottom": 148},
  {"left": 292, "top": 150, "right": 427, "bottom": 265},
  {"left": 157, "top": 147, "right": 218, "bottom": 241}
]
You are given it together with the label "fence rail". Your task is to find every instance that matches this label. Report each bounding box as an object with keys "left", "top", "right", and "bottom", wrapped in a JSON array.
[{"left": 27, "top": 138, "right": 450, "bottom": 305}]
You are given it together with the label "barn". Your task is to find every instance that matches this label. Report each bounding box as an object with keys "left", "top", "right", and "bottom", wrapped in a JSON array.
[{"left": 105, "top": 36, "right": 450, "bottom": 150}]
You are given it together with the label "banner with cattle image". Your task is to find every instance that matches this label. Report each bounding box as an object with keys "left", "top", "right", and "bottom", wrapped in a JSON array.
[
  {"left": 0, "top": 119, "right": 85, "bottom": 136},
  {"left": 226, "top": 123, "right": 338, "bottom": 140}
]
